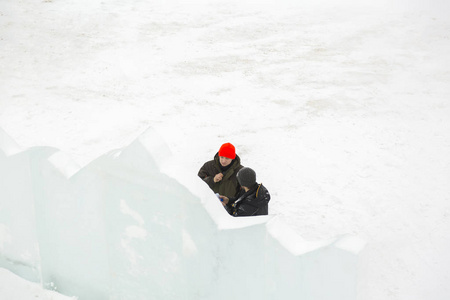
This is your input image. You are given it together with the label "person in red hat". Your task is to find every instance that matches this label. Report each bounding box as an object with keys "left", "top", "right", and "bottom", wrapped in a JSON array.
[{"left": 198, "top": 143, "right": 243, "bottom": 198}]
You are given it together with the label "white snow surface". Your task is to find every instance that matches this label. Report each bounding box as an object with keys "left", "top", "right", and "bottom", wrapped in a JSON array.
[
  {"left": 1, "top": 0, "right": 450, "bottom": 299},
  {"left": 0, "top": 126, "right": 363, "bottom": 300},
  {"left": 0, "top": 268, "right": 75, "bottom": 300}
]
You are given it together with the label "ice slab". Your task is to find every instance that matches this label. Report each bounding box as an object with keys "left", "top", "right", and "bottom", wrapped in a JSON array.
[{"left": 0, "top": 127, "right": 365, "bottom": 299}]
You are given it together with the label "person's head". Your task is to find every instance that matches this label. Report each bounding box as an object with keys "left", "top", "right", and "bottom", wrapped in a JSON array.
[
  {"left": 236, "top": 167, "right": 256, "bottom": 189},
  {"left": 218, "top": 143, "right": 236, "bottom": 167}
]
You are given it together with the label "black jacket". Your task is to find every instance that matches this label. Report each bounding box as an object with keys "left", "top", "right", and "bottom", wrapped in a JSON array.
[{"left": 226, "top": 183, "right": 270, "bottom": 217}]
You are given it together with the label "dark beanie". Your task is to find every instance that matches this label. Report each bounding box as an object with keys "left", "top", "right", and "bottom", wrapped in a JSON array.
[{"left": 237, "top": 167, "right": 256, "bottom": 188}]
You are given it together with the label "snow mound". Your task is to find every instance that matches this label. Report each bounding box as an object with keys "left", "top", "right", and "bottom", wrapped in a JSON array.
[
  {"left": 0, "top": 267, "right": 75, "bottom": 300},
  {"left": 0, "top": 127, "right": 365, "bottom": 299}
]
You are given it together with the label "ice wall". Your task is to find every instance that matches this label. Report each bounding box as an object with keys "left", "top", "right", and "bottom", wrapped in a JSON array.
[{"left": 0, "top": 127, "right": 365, "bottom": 300}]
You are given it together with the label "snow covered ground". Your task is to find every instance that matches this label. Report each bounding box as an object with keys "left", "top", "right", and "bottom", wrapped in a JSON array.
[
  {"left": 1, "top": 0, "right": 450, "bottom": 299},
  {"left": 0, "top": 268, "right": 75, "bottom": 300}
]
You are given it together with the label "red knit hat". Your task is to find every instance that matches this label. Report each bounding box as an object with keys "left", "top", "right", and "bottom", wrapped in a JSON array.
[{"left": 218, "top": 143, "right": 236, "bottom": 159}]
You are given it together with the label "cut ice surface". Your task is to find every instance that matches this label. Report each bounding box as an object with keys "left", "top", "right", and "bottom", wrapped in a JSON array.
[{"left": 0, "top": 127, "right": 364, "bottom": 300}]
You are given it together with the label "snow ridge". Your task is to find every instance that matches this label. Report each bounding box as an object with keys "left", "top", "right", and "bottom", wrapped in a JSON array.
[{"left": 0, "top": 127, "right": 364, "bottom": 300}]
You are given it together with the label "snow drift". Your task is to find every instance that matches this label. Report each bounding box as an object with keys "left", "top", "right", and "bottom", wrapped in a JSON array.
[{"left": 0, "top": 127, "right": 365, "bottom": 299}]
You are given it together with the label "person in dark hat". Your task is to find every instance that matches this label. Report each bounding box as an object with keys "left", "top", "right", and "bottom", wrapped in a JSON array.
[
  {"left": 198, "top": 143, "right": 244, "bottom": 198},
  {"left": 219, "top": 167, "right": 270, "bottom": 217}
]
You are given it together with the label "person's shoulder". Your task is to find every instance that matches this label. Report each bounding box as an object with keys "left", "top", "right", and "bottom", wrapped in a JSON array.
[
  {"left": 233, "top": 156, "right": 243, "bottom": 170},
  {"left": 257, "top": 183, "right": 270, "bottom": 197},
  {"left": 202, "top": 159, "right": 216, "bottom": 167},
  {"left": 260, "top": 183, "right": 269, "bottom": 192}
]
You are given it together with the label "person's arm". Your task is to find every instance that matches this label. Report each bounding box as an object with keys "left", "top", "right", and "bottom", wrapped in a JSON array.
[
  {"left": 234, "top": 185, "right": 268, "bottom": 216},
  {"left": 218, "top": 195, "right": 237, "bottom": 215},
  {"left": 198, "top": 163, "right": 216, "bottom": 189},
  {"left": 259, "top": 185, "right": 270, "bottom": 203},
  {"left": 219, "top": 195, "right": 234, "bottom": 205}
]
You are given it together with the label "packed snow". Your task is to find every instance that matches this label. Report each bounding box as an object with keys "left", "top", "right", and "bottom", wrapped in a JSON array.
[
  {"left": 0, "top": 127, "right": 363, "bottom": 299},
  {"left": 1, "top": 0, "right": 450, "bottom": 299},
  {"left": 0, "top": 268, "right": 75, "bottom": 300}
]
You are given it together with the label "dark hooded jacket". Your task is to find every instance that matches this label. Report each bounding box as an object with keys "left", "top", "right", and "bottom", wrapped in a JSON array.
[
  {"left": 225, "top": 183, "right": 270, "bottom": 217},
  {"left": 198, "top": 153, "right": 243, "bottom": 198}
]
